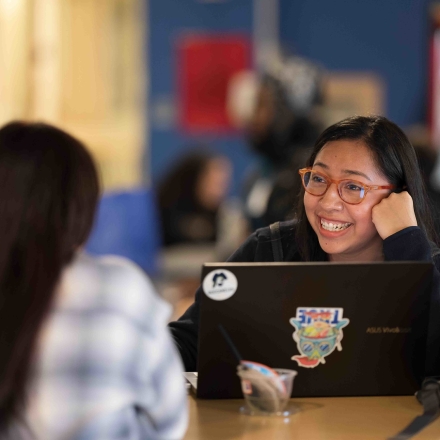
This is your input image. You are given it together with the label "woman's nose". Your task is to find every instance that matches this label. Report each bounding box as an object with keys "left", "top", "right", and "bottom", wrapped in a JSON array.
[{"left": 319, "top": 183, "right": 344, "bottom": 210}]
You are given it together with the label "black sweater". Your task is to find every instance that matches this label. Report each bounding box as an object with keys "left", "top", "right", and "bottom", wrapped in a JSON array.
[{"left": 169, "top": 221, "right": 440, "bottom": 375}]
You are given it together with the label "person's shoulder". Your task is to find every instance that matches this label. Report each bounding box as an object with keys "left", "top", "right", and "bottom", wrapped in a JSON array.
[
  {"left": 60, "top": 252, "right": 171, "bottom": 325},
  {"left": 97, "top": 254, "right": 171, "bottom": 322},
  {"left": 95, "top": 253, "right": 149, "bottom": 281},
  {"left": 227, "top": 220, "right": 298, "bottom": 263},
  {"left": 253, "top": 220, "right": 298, "bottom": 261},
  {"left": 253, "top": 220, "right": 297, "bottom": 242}
]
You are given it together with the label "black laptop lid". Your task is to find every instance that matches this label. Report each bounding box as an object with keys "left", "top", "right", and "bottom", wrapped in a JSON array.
[{"left": 196, "top": 262, "right": 433, "bottom": 399}]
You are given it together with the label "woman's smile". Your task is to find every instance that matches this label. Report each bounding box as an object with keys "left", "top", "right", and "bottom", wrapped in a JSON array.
[{"left": 319, "top": 217, "right": 352, "bottom": 232}]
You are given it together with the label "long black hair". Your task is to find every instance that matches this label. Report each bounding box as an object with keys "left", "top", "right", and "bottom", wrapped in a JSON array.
[
  {"left": 294, "top": 115, "right": 437, "bottom": 261},
  {"left": 0, "top": 122, "right": 99, "bottom": 432}
]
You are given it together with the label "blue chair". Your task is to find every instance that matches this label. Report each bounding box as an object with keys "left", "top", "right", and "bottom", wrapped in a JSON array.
[{"left": 85, "top": 188, "right": 161, "bottom": 276}]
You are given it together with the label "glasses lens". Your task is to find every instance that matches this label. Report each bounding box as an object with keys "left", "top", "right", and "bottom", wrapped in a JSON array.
[
  {"left": 339, "top": 180, "right": 366, "bottom": 204},
  {"left": 303, "top": 171, "right": 328, "bottom": 195}
]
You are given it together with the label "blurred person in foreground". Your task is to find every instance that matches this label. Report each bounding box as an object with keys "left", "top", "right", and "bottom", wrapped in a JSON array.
[
  {"left": 157, "top": 150, "right": 232, "bottom": 247},
  {"left": 0, "top": 122, "right": 187, "bottom": 440},
  {"left": 230, "top": 56, "right": 324, "bottom": 230}
]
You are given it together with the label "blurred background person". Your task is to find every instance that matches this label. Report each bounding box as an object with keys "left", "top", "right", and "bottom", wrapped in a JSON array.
[
  {"left": 157, "top": 149, "right": 232, "bottom": 247},
  {"left": 236, "top": 56, "right": 324, "bottom": 230},
  {"left": 156, "top": 149, "right": 243, "bottom": 319},
  {"left": 0, "top": 122, "right": 187, "bottom": 440}
]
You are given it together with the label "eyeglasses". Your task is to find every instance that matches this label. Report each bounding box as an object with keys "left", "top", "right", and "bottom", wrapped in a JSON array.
[{"left": 298, "top": 168, "right": 397, "bottom": 205}]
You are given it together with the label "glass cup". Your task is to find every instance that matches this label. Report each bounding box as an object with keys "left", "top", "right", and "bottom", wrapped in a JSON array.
[{"left": 237, "top": 366, "right": 297, "bottom": 416}]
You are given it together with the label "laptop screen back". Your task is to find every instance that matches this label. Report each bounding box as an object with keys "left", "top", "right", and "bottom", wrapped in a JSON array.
[{"left": 197, "top": 262, "right": 433, "bottom": 399}]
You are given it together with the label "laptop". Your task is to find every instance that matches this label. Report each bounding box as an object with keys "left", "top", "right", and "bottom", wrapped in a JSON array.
[{"left": 193, "top": 261, "right": 433, "bottom": 399}]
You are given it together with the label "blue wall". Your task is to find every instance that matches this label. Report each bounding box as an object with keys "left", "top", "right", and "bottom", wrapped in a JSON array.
[
  {"left": 279, "top": 0, "right": 432, "bottom": 127},
  {"left": 148, "top": 0, "right": 254, "bottom": 195}
]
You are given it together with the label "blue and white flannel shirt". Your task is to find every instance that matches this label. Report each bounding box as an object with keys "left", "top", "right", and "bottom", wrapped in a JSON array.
[{"left": 23, "top": 253, "right": 188, "bottom": 440}]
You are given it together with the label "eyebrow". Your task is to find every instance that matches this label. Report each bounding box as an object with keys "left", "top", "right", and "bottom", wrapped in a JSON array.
[{"left": 313, "top": 162, "right": 372, "bottom": 181}]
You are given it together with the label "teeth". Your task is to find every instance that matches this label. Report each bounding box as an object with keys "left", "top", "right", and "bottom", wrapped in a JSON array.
[{"left": 321, "top": 220, "right": 351, "bottom": 231}]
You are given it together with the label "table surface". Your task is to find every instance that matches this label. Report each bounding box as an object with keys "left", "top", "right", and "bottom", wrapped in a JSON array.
[{"left": 183, "top": 394, "right": 440, "bottom": 440}]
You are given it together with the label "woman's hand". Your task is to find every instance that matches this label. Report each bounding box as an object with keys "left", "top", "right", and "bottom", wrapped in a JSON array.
[{"left": 371, "top": 191, "right": 418, "bottom": 240}]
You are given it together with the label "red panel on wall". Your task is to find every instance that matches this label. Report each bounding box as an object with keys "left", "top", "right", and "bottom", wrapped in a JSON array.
[{"left": 177, "top": 34, "right": 251, "bottom": 133}]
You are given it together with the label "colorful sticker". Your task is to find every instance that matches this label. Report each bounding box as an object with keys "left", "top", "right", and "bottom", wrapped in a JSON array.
[
  {"left": 290, "top": 308, "right": 349, "bottom": 368},
  {"left": 203, "top": 269, "right": 238, "bottom": 301}
]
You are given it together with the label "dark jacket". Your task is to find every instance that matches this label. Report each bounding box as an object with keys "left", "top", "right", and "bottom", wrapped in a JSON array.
[{"left": 169, "top": 221, "right": 440, "bottom": 375}]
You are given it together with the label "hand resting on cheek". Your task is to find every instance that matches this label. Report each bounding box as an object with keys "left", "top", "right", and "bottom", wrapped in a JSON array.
[{"left": 371, "top": 191, "right": 418, "bottom": 240}]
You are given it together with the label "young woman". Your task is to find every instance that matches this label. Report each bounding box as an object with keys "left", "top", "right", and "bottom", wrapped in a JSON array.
[
  {"left": 0, "top": 122, "right": 187, "bottom": 439},
  {"left": 169, "top": 115, "right": 440, "bottom": 377}
]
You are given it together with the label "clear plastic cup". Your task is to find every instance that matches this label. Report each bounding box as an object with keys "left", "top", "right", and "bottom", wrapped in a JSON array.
[{"left": 237, "top": 366, "right": 297, "bottom": 416}]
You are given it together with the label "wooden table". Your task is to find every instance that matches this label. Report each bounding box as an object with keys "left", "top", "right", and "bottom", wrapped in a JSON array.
[{"left": 184, "top": 395, "right": 440, "bottom": 439}]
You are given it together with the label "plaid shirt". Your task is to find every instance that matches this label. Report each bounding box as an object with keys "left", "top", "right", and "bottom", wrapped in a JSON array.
[{"left": 23, "top": 253, "right": 188, "bottom": 440}]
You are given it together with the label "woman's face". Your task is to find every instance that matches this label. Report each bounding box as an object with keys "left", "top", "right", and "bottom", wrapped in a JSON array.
[{"left": 304, "top": 140, "right": 392, "bottom": 262}]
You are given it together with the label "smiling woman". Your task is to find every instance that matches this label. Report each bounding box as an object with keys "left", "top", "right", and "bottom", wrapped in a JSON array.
[
  {"left": 168, "top": 115, "right": 440, "bottom": 378},
  {"left": 294, "top": 116, "right": 435, "bottom": 262},
  {"left": 302, "top": 140, "right": 414, "bottom": 262}
]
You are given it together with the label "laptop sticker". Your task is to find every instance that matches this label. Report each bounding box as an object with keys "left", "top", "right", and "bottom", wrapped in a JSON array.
[
  {"left": 203, "top": 269, "right": 238, "bottom": 301},
  {"left": 290, "top": 308, "right": 349, "bottom": 368}
]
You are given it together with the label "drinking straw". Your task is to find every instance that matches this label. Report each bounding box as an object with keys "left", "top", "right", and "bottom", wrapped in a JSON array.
[
  {"left": 218, "top": 324, "right": 283, "bottom": 411},
  {"left": 218, "top": 324, "right": 243, "bottom": 364}
]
